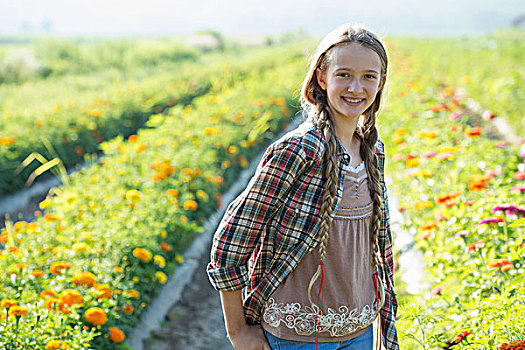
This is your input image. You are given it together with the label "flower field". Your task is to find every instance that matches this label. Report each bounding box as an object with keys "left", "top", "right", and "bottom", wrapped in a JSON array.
[
  {"left": 0, "top": 29, "right": 523, "bottom": 349},
  {"left": 382, "top": 33, "right": 525, "bottom": 349},
  {"left": 0, "top": 42, "right": 306, "bottom": 348}
]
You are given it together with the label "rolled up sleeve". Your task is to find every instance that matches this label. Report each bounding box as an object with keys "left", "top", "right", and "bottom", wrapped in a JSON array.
[{"left": 207, "top": 137, "right": 308, "bottom": 291}]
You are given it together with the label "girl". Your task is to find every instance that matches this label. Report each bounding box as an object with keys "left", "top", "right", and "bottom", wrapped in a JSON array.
[{"left": 207, "top": 24, "right": 399, "bottom": 350}]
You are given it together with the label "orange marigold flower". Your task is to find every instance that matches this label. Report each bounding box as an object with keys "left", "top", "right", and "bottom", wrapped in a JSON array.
[
  {"left": 468, "top": 175, "right": 490, "bottom": 192},
  {"left": 126, "top": 290, "right": 140, "bottom": 299},
  {"left": 13, "top": 221, "right": 27, "bottom": 231},
  {"left": 14, "top": 263, "right": 27, "bottom": 270},
  {"left": 50, "top": 261, "right": 72, "bottom": 275},
  {"left": 31, "top": 269, "right": 45, "bottom": 277},
  {"left": 109, "top": 327, "right": 126, "bottom": 343},
  {"left": 0, "top": 312, "right": 5, "bottom": 322},
  {"left": 114, "top": 266, "right": 124, "bottom": 273},
  {"left": 73, "top": 271, "right": 96, "bottom": 287},
  {"left": 132, "top": 247, "right": 152, "bottom": 262},
  {"left": 94, "top": 283, "right": 112, "bottom": 300},
  {"left": 45, "top": 340, "right": 70, "bottom": 349},
  {"left": 166, "top": 189, "right": 179, "bottom": 197},
  {"left": 40, "top": 290, "right": 57, "bottom": 299},
  {"left": 0, "top": 299, "right": 17, "bottom": 308},
  {"left": 0, "top": 231, "right": 7, "bottom": 244},
  {"left": 501, "top": 263, "right": 515, "bottom": 272},
  {"left": 128, "top": 134, "right": 138, "bottom": 143},
  {"left": 44, "top": 213, "right": 60, "bottom": 222},
  {"left": 59, "top": 289, "right": 83, "bottom": 306},
  {"left": 122, "top": 304, "right": 134, "bottom": 315},
  {"left": 0, "top": 137, "right": 16, "bottom": 146},
  {"left": 183, "top": 200, "right": 198, "bottom": 211},
  {"left": 84, "top": 307, "right": 107, "bottom": 326},
  {"left": 420, "top": 222, "right": 437, "bottom": 231},
  {"left": 466, "top": 127, "right": 482, "bottom": 138},
  {"left": 468, "top": 240, "right": 485, "bottom": 252},
  {"left": 8, "top": 305, "right": 28, "bottom": 317},
  {"left": 160, "top": 242, "right": 172, "bottom": 252}
]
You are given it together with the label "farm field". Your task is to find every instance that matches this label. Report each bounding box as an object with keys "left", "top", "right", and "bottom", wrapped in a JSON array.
[{"left": 0, "top": 30, "right": 523, "bottom": 349}]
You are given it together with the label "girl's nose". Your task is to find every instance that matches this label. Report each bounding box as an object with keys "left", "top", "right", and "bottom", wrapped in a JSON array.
[{"left": 347, "top": 79, "right": 363, "bottom": 93}]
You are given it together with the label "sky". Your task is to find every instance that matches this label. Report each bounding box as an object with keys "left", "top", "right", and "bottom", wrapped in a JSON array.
[{"left": 0, "top": 0, "right": 523, "bottom": 37}]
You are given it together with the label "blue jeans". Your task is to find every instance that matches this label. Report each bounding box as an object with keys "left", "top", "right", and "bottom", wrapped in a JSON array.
[{"left": 263, "top": 325, "right": 373, "bottom": 350}]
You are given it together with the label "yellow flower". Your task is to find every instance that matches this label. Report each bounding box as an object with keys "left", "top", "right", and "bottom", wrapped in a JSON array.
[
  {"left": 183, "top": 200, "right": 198, "bottom": 211},
  {"left": 72, "top": 242, "right": 89, "bottom": 254},
  {"left": 228, "top": 145, "right": 239, "bottom": 154},
  {"left": 394, "top": 127, "right": 406, "bottom": 135},
  {"left": 196, "top": 190, "right": 209, "bottom": 202},
  {"left": 45, "top": 340, "right": 70, "bottom": 349},
  {"left": 125, "top": 189, "right": 142, "bottom": 203},
  {"left": 175, "top": 254, "right": 184, "bottom": 264},
  {"left": 179, "top": 215, "right": 188, "bottom": 223},
  {"left": 414, "top": 200, "right": 434, "bottom": 210},
  {"left": 156, "top": 271, "right": 168, "bottom": 284},
  {"left": 132, "top": 247, "right": 152, "bottom": 262},
  {"left": 160, "top": 230, "right": 168, "bottom": 239},
  {"left": 154, "top": 255, "right": 166, "bottom": 268}
]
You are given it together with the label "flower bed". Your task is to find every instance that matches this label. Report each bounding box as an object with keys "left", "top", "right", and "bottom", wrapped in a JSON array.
[
  {"left": 380, "top": 49, "right": 525, "bottom": 348},
  {"left": 0, "top": 47, "right": 305, "bottom": 349}
]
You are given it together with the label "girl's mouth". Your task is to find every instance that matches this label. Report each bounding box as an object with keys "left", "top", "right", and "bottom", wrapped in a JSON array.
[{"left": 342, "top": 97, "right": 365, "bottom": 106}]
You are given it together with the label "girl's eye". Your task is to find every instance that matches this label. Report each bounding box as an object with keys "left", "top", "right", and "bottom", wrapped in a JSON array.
[
  {"left": 338, "top": 73, "right": 349, "bottom": 77},
  {"left": 365, "top": 74, "right": 377, "bottom": 79}
]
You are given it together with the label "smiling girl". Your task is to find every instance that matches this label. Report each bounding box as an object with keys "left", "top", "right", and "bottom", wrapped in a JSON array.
[{"left": 208, "top": 24, "right": 399, "bottom": 350}]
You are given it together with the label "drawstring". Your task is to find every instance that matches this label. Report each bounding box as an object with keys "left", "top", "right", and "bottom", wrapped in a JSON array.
[
  {"left": 314, "top": 260, "right": 325, "bottom": 350},
  {"left": 372, "top": 272, "right": 382, "bottom": 350}
]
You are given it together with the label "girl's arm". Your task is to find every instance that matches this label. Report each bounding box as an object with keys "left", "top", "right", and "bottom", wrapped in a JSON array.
[{"left": 220, "top": 290, "right": 271, "bottom": 350}]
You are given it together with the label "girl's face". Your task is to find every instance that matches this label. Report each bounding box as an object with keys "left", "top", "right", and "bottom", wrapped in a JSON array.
[{"left": 316, "top": 43, "right": 384, "bottom": 123}]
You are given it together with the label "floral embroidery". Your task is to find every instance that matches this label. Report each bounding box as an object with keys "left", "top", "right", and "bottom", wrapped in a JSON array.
[{"left": 263, "top": 298, "right": 377, "bottom": 337}]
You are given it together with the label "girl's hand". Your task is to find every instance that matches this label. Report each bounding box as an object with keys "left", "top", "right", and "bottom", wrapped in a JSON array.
[{"left": 227, "top": 324, "right": 272, "bottom": 350}]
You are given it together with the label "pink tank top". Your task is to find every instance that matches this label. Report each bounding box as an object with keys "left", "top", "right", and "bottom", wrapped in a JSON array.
[{"left": 261, "top": 161, "right": 379, "bottom": 342}]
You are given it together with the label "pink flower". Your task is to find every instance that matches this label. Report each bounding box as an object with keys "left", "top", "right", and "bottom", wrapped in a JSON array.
[
  {"left": 449, "top": 112, "right": 463, "bottom": 121},
  {"left": 431, "top": 286, "right": 443, "bottom": 296},
  {"left": 455, "top": 230, "right": 470, "bottom": 238}
]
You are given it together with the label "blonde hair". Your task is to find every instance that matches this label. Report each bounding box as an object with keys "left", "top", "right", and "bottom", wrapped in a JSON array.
[{"left": 300, "top": 24, "right": 388, "bottom": 304}]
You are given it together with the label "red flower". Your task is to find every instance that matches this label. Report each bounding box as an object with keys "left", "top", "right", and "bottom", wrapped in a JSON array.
[
  {"left": 431, "top": 286, "right": 443, "bottom": 296},
  {"left": 468, "top": 240, "right": 485, "bottom": 252}
]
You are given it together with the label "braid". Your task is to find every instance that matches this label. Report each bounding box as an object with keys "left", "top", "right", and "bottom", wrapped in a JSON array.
[
  {"left": 360, "top": 112, "right": 383, "bottom": 272},
  {"left": 307, "top": 103, "right": 339, "bottom": 304}
]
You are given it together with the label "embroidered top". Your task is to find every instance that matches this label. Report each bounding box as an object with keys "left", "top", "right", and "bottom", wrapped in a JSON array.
[
  {"left": 261, "top": 161, "right": 378, "bottom": 342},
  {"left": 207, "top": 119, "right": 399, "bottom": 350}
]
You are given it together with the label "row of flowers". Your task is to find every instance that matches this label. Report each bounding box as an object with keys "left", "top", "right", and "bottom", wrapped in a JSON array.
[
  {"left": 0, "top": 47, "right": 306, "bottom": 348},
  {"left": 0, "top": 44, "right": 298, "bottom": 197},
  {"left": 380, "top": 46, "right": 524, "bottom": 350}
]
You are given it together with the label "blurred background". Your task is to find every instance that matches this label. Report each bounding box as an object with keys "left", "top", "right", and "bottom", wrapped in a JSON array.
[{"left": 1, "top": 0, "right": 524, "bottom": 37}]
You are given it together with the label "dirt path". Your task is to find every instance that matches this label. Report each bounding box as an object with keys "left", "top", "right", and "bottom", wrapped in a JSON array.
[{"left": 143, "top": 239, "right": 234, "bottom": 350}]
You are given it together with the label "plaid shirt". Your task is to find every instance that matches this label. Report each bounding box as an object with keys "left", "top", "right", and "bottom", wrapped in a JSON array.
[{"left": 207, "top": 120, "right": 399, "bottom": 350}]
